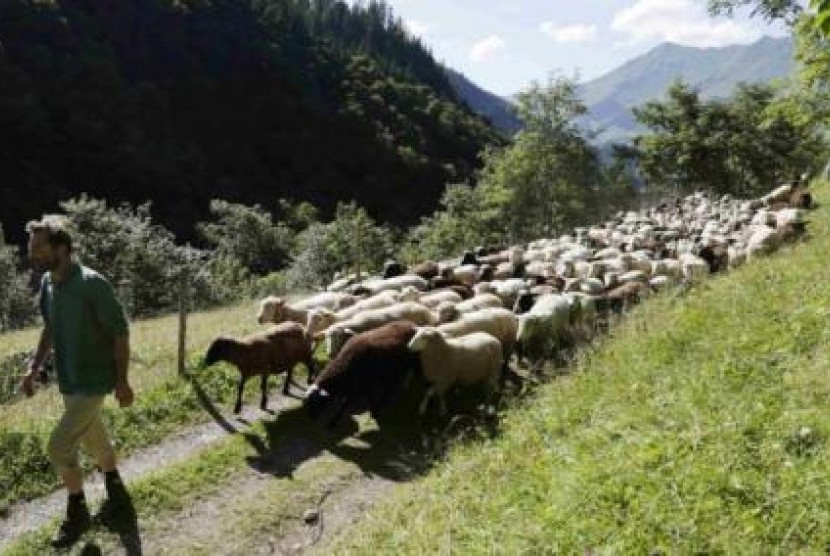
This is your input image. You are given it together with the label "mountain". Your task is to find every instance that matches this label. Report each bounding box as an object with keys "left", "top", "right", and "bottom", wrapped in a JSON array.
[
  {"left": 445, "top": 68, "right": 522, "bottom": 134},
  {"left": 0, "top": 0, "right": 501, "bottom": 246},
  {"left": 580, "top": 36, "right": 796, "bottom": 144}
]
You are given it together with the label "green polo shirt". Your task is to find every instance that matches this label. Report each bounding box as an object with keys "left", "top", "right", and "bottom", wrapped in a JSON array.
[{"left": 39, "top": 262, "right": 129, "bottom": 395}]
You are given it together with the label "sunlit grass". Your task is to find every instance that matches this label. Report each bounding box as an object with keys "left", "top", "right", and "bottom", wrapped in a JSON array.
[{"left": 328, "top": 181, "right": 830, "bottom": 554}]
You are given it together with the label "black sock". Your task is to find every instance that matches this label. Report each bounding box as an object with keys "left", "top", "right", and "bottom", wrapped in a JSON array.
[
  {"left": 104, "top": 469, "right": 122, "bottom": 486},
  {"left": 68, "top": 492, "right": 86, "bottom": 505}
]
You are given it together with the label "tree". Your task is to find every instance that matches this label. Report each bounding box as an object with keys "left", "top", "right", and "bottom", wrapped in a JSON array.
[
  {"left": 286, "top": 202, "right": 397, "bottom": 289},
  {"left": 707, "top": 0, "right": 803, "bottom": 22},
  {"left": 197, "top": 200, "right": 302, "bottom": 276},
  {"left": 475, "top": 75, "right": 603, "bottom": 243},
  {"left": 0, "top": 223, "right": 35, "bottom": 332},
  {"left": 630, "top": 81, "right": 822, "bottom": 196},
  {"left": 400, "top": 182, "right": 504, "bottom": 263}
]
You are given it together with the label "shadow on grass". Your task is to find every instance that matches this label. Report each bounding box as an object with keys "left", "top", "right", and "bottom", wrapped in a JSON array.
[
  {"left": 185, "top": 372, "right": 241, "bottom": 435},
  {"left": 239, "top": 402, "right": 434, "bottom": 483},
  {"left": 184, "top": 364, "right": 525, "bottom": 486}
]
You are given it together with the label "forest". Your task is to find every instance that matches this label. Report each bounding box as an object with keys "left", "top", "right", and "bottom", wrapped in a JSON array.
[{"left": 0, "top": 0, "right": 501, "bottom": 246}]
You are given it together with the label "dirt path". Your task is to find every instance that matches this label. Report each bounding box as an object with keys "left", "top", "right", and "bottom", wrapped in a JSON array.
[
  {"left": 131, "top": 422, "right": 425, "bottom": 556},
  {"left": 0, "top": 396, "right": 286, "bottom": 552}
]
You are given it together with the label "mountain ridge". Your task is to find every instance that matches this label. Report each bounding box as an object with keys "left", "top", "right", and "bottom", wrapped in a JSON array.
[{"left": 578, "top": 35, "right": 795, "bottom": 143}]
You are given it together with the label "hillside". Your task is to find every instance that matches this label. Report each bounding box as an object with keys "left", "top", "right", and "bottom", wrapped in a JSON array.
[
  {"left": 0, "top": 0, "right": 500, "bottom": 246},
  {"left": 580, "top": 35, "right": 795, "bottom": 144},
  {"left": 444, "top": 67, "right": 522, "bottom": 134},
  {"left": 326, "top": 186, "right": 830, "bottom": 552}
]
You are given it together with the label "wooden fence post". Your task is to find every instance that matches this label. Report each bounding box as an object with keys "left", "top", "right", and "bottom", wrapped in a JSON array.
[{"left": 177, "top": 270, "right": 188, "bottom": 377}]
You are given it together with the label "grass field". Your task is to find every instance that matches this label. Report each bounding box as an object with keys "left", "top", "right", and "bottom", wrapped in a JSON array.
[
  {"left": 328, "top": 181, "right": 830, "bottom": 553},
  {"left": 0, "top": 298, "right": 310, "bottom": 514},
  {"left": 4, "top": 184, "right": 830, "bottom": 553}
]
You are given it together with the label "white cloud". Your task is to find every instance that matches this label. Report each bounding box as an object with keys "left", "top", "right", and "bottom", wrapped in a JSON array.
[
  {"left": 405, "top": 19, "right": 428, "bottom": 37},
  {"left": 611, "top": 0, "right": 764, "bottom": 48},
  {"left": 540, "top": 22, "right": 597, "bottom": 43},
  {"left": 470, "top": 35, "right": 506, "bottom": 62}
]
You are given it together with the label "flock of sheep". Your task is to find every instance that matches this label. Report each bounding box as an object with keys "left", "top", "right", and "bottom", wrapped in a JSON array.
[{"left": 203, "top": 180, "right": 812, "bottom": 429}]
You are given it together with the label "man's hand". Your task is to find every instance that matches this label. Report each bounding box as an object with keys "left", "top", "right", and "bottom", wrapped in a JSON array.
[
  {"left": 114, "top": 380, "right": 135, "bottom": 408},
  {"left": 19, "top": 369, "right": 37, "bottom": 398}
]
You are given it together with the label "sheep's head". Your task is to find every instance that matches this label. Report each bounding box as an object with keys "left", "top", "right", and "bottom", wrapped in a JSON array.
[
  {"left": 203, "top": 337, "right": 234, "bottom": 368},
  {"left": 436, "top": 302, "right": 459, "bottom": 324},
  {"left": 407, "top": 327, "right": 441, "bottom": 352},
  {"left": 397, "top": 286, "right": 420, "bottom": 303},
  {"left": 257, "top": 296, "right": 284, "bottom": 325},
  {"left": 509, "top": 246, "right": 525, "bottom": 265},
  {"left": 304, "top": 383, "right": 333, "bottom": 419},
  {"left": 307, "top": 309, "right": 336, "bottom": 336},
  {"left": 326, "top": 327, "right": 356, "bottom": 359},
  {"left": 478, "top": 264, "right": 495, "bottom": 282},
  {"left": 474, "top": 282, "right": 495, "bottom": 296}
]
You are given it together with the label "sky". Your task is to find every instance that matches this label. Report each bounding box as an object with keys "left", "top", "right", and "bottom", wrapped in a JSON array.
[{"left": 348, "top": 0, "right": 795, "bottom": 96}]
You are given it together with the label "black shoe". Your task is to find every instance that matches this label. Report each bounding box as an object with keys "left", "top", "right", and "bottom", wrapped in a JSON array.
[
  {"left": 97, "top": 482, "right": 134, "bottom": 528},
  {"left": 51, "top": 504, "right": 91, "bottom": 548}
]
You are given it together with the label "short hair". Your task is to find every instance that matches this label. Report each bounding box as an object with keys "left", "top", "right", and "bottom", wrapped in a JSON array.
[{"left": 26, "top": 215, "right": 73, "bottom": 252}]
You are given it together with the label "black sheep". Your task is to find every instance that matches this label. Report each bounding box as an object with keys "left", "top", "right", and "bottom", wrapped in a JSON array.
[
  {"left": 382, "top": 259, "right": 407, "bottom": 279},
  {"left": 459, "top": 250, "right": 480, "bottom": 266},
  {"left": 304, "top": 321, "right": 422, "bottom": 429}
]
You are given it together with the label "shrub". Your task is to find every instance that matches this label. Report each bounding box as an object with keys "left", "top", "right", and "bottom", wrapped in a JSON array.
[
  {"left": 0, "top": 223, "right": 36, "bottom": 332},
  {"left": 286, "top": 202, "right": 398, "bottom": 290}
]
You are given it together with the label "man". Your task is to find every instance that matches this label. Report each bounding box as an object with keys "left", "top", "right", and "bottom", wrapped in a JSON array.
[{"left": 19, "top": 215, "right": 135, "bottom": 548}]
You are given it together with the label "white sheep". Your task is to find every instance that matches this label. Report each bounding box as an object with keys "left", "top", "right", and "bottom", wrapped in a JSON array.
[
  {"left": 255, "top": 291, "right": 359, "bottom": 331},
  {"left": 746, "top": 225, "right": 782, "bottom": 259},
  {"left": 257, "top": 295, "right": 346, "bottom": 326},
  {"left": 437, "top": 307, "right": 519, "bottom": 362},
  {"left": 455, "top": 293, "right": 504, "bottom": 314},
  {"left": 408, "top": 327, "right": 503, "bottom": 415},
  {"left": 358, "top": 275, "right": 429, "bottom": 295},
  {"left": 679, "top": 253, "right": 709, "bottom": 283},
  {"left": 515, "top": 294, "right": 572, "bottom": 366},
  {"left": 318, "top": 301, "right": 441, "bottom": 358},
  {"left": 398, "top": 286, "right": 463, "bottom": 308}
]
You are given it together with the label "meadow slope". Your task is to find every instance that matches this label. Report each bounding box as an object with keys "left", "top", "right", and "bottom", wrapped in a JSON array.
[{"left": 329, "top": 181, "right": 830, "bottom": 554}]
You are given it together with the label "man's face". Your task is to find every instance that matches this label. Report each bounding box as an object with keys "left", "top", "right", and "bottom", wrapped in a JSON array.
[{"left": 28, "top": 232, "right": 61, "bottom": 272}]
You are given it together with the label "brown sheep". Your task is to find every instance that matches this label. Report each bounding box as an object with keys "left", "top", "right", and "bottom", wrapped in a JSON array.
[
  {"left": 409, "top": 260, "right": 440, "bottom": 281},
  {"left": 203, "top": 322, "right": 315, "bottom": 414},
  {"left": 596, "top": 281, "right": 653, "bottom": 314}
]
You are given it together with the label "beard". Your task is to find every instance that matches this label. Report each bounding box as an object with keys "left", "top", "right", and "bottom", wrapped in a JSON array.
[{"left": 31, "top": 254, "right": 59, "bottom": 273}]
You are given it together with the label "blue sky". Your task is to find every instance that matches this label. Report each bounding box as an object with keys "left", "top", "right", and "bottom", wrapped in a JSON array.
[{"left": 350, "top": 0, "right": 794, "bottom": 96}]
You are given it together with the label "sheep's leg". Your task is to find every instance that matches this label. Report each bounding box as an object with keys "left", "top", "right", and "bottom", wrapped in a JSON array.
[
  {"left": 306, "top": 357, "right": 317, "bottom": 385},
  {"left": 418, "top": 386, "right": 436, "bottom": 415},
  {"left": 260, "top": 373, "right": 269, "bottom": 410},
  {"left": 437, "top": 393, "right": 448, "bottom": 416},
  {"left": 234, "top": 376, "right": 248, "bottom": 414},
  {"left": 327, "top": 398, "right": 349, "bottom": 430},
  {"left": 282, "top": 365, "right": 294, "bottom": 396},
  {"left": 514, "top": 341, "right": 526, "bottom": 368}
]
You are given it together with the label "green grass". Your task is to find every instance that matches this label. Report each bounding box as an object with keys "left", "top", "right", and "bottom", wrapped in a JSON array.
[
  {"left": 2, "top": 405, "right": 403, "bottom": 555},
  {"left": 327, "top": 181, "right": 830, "bottom": 554},
  {"left": 0, "top": 298, "right": 313, "bottom": 514}
]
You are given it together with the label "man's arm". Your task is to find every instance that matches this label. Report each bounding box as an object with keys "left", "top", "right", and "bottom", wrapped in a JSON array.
[
  {"left": 31, "top": 325, "right": 52, "bottom": 371},
  {"left": 21, "top": 326, "right": 51, "bottom": 397},
  {"left": 114, "top": 334, "right": 130, "bottom": 384},
  {"left": 113, "top": 334, "right": 133, "bottom": 407}
]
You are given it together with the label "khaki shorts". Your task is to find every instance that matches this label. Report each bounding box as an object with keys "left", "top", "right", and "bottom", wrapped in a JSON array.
[{"left": 47, "top": 394, "right": 116, "bottom": 471}]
